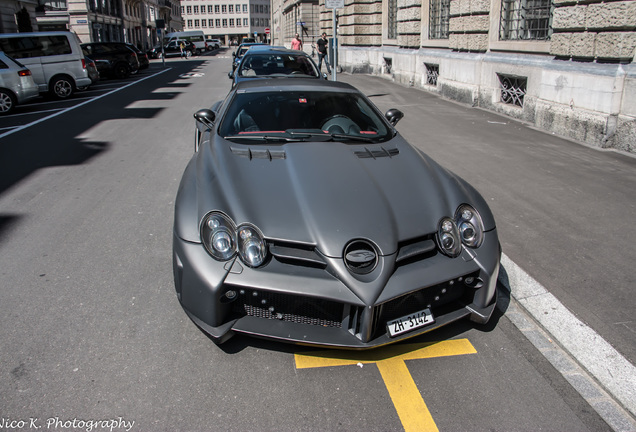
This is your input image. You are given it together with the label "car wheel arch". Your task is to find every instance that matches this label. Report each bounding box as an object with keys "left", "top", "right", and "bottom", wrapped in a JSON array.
[
  {"left": 0, "top": 88, "right": 17, "bottom": 114},
  {"left": 113, "top": 62, "right": 130, "bottom": 79},
  {"left": 49, "top": 74, "right": 75, "bottom": 99}
]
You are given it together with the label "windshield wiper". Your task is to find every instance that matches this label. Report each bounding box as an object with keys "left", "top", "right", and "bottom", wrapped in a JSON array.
[
  {"left": 328, "top": 133, "right": 377, "bottom": 143},
  {"left": 224, "top": 134, "right": 296, "bottom": 142},
  {"left": 286, "top": 130, "right": 376, "bottom": 143}
]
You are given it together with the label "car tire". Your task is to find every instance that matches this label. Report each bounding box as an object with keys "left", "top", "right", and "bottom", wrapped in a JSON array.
[
  {"left": 113, "top": 62, "right": 130, "bottom": 79},
  {"left": 50, "top": 75, "right": 74, "bottom": 99},
  {"left": 0, "top": 89, "right": 16, "bottom": 115},
  {"left": 195, "top": 48, "right": 201, "bottom": 55}
]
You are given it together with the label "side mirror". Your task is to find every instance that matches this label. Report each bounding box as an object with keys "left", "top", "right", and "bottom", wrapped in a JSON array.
[
  {"left": 228, "top": 71, "right": 234, "bottom": 79},
  {"left": 385, "top": 108, "right": 404, "bottom": 126},
  {"left": 194, "top": 109, "right": 216, "bottom": 129},
  {"left": 232, "top": 51, "right": 236, "bottom": 58}
]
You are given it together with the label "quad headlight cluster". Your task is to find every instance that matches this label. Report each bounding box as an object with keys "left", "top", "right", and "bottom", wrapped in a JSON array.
[
  {"left": 437, "top": 204, "right": 484, "bottom": 257},
  {"left": 201, "top": 211, "right": 267, "bottom": 267}
]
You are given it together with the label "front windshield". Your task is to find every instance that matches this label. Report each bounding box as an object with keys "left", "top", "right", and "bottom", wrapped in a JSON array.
[
  {"left": 218, "top": 90, "right": 393, "bottom": 143},
  {"left": 237, "top": 54, "right": 319, "bottom": 78}
]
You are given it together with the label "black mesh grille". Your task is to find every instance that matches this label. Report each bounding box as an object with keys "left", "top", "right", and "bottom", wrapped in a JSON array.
[
  {"left": 374, "top": 271, "right": 478, "bottom": 326},
  {"left": 232, "top": 289, "right": 344, "bottom": 328}
]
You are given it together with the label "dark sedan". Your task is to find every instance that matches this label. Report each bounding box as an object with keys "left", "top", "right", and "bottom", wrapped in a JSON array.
[
  {"left": 148, "top": 40, "right": 196, "bottom": 59},
  {"left": 173, "top": 79, "right": 501, "bottom": 349}
]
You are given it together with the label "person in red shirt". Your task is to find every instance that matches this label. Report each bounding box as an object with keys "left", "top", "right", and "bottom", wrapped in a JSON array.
[{"left": 291, "top": 33, "right": 303, "bottom": 51}]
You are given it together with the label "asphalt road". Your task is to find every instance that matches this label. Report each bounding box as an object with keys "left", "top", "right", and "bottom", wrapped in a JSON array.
[{"left": 0, "top": 52, "right": 625, "bottom": 431}]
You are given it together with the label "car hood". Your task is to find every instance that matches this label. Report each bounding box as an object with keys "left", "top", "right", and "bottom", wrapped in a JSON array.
[{"left": 176, "top": 134, "right": 494, "bottom": 258}]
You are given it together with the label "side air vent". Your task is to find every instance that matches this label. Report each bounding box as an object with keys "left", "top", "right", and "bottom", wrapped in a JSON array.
[
  {"left": 231, "top": 146, "right": 286, "bottom": 160},
  {"left": 355, "top": 147, "right": 399, "bottom": 159}
]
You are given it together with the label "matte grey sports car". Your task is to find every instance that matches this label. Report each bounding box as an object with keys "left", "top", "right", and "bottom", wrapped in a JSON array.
[{"left": 173, "top": 79, "right": 501, "bottom": 349}]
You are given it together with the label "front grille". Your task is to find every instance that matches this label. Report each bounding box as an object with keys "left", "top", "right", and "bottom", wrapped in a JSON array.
[{"left": 232, "top": 289, "right": 343, "bottom": 328}]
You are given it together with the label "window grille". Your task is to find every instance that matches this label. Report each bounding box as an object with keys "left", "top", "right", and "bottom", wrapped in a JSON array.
[
  {"left": 499, "top": 0, "right": 553, "bottom": 41},
  {"left": 429, "top": 0, "right": 450, "bottom": 39},
  {"left": 384, "top": 57, "right": 392, "bottom": 74},
  {"left": 498, "top": 74, "right": 527, "bottom": 107},
  {"left": 425, "top": 63, "right": 439, "bottom": 85},
  {"left": 387, "top": 0, "right": 398, "bottom": 39}
]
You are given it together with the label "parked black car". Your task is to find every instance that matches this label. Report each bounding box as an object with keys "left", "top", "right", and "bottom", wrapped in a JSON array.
[
  {"left": 148, "top": 40, "right": 196, "bottom": 59},
  {"left": 80, "top": 42, "right": 140, "bottom": 79},
  {"left": 124, "top": 43, "right": 149, "bottom": 70}
]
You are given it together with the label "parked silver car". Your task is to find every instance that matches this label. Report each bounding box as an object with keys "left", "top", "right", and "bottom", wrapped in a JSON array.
[{"left": 0, "top": 51, "right": 39, "bottom": 115}]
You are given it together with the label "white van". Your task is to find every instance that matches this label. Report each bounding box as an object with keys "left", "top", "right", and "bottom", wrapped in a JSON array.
[
  {"left": 0, "top": 31, "right": 92, "bottom": 99},
  {"left": 164, "top": 31, "right": 207, "bottom": 55}
]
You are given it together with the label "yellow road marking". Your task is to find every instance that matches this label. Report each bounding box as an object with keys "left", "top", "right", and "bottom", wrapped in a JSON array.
[{"left": 295, "top": 339, "right": 477, "bottom": 432}]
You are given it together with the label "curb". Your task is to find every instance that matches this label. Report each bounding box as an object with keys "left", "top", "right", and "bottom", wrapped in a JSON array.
[{"left": 498, "top": 253, "right": 636, "bottom": 431}]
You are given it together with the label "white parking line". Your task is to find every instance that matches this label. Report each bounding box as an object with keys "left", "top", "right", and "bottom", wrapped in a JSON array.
[
  {"left": 0, "top": 68, "right": 171, "bottom": 140},
  {"left": 500, "top": 253, "right": 636, "bottom": 429}
]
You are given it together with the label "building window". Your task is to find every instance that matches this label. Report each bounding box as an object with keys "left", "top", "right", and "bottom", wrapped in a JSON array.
[
  {"left": 229, "top": 18, "right": 234, "bottom": 26},
  {"left": 208, "top": 5, "right": 213, "bottom": 13},
  {"left": 499, "top": 0, "right": 553, "bottom": 40},
  {"left": 180, "top": 6, "right": 184, "bottom": 14},
  {"left": 193, "top": 5, "right": 198, "bottom": 13},
  {"left": 424, "top": 63, "right": 439, "bottom": 85},
  {"left": 498, "top": 73, "right": 527, "bottom": 107},
  {"left": 215, "top": 4, "right": 220, "bottom": 13},
  {"left": 202, "top": 20, "right": 206, "bottom": 27},
  {"left": 222, "top": 4, "right": 227, "bottom": 12},
  {"left": 209, "top": 19, "right": 214, "bottom": 26},
  {"left": 387, "top": 0, "right": 398, "bottom": 39},
  {"left": 216, "top": 18, "right": 221, "bottom": 26},
  {"left": 187, "top": 19, "right": 193, "bottom": 27},
  {"left": 429, "top": 0, "right": 450, "bottom": 39},
  {"left": 222, "top": 18, "right": 227, "bottom": 26},
  {"left": 194, "top": 19, "right": 200, "bottom": 27},
  {"left": 242, "top": 4, "right": 247, "bottom": 12},
  {"left": 228, "top": 4, "right": 233, "bottom": 12},
  {"left": 186, "top": 5, "right": 191, "bottom": 13},
  {"left": 243, "top": 18, "right": 248, "bottom": 26},
  {"left": 235, "top": 4, "right": 240, "bottom": 13}
]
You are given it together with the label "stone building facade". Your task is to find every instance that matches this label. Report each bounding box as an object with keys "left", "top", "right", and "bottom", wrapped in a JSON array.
[
  {"left": 271, "top": 0, "right": 321, "bottom": 49},
  {"left": 317, "top": 0, "right": 636, "bottom": 152}
]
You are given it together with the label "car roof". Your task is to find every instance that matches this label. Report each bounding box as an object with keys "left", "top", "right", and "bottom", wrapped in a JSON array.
[
  {"left": 234, "top": 77, "right": 357, "bottom": 94},
  {"left": 243, "top": 46, "right": 305, "bottom": 55}
]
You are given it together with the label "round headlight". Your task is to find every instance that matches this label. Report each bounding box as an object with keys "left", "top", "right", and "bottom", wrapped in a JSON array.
[
  {"left": 201, "top": 212, "right": 236, "bottom": 261},
  {"left": 237, "top": 224, "right": 267, "bottom": 267},
  {"left": 437, "top": 217, "right": 462, "bottom": 257},
  {"left": 455, "top": 204, "right": 484, "bottom": 248}
]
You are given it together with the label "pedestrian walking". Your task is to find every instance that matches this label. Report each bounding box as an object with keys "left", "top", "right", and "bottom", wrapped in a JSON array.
[
  {"left": 179, "top": 41, "right": 186, "bottom": 58},
  {"left": 315, "top": 32, "right": 331, "bottom": 74},
  {"left": 291, "top": 33, "right": 303, "bottom": 51}
]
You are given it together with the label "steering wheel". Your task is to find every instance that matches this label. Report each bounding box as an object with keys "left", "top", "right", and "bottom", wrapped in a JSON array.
[{"left": 321, "top": 115, "right": 360, "bottom": 134}]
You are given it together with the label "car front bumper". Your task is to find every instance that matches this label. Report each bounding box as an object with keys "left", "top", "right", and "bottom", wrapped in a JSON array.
[{"left": 173, "top": 229, "right": 501, "bottom": 349}]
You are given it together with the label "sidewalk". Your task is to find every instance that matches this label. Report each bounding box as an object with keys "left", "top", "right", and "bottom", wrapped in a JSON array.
[{"left": 339, "top": 73, "right": 636, "bottom": 428}]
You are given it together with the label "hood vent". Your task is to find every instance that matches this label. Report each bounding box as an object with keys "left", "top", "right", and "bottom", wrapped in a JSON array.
[
  {"left": 355, "top": 147, "right": 399, "bottom": 159},
  {"left": 231, "top": 146, "right": 286, "bottom": 160}
]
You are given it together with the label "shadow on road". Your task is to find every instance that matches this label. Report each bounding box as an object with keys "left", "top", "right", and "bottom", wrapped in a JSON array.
[{"left": 0, "top": 61, "right": 206, "bottom": 199}]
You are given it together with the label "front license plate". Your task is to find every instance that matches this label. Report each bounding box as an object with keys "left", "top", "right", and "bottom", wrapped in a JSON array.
[{"left": 387, "top": 308, "right": 435, "bottom": 337}]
